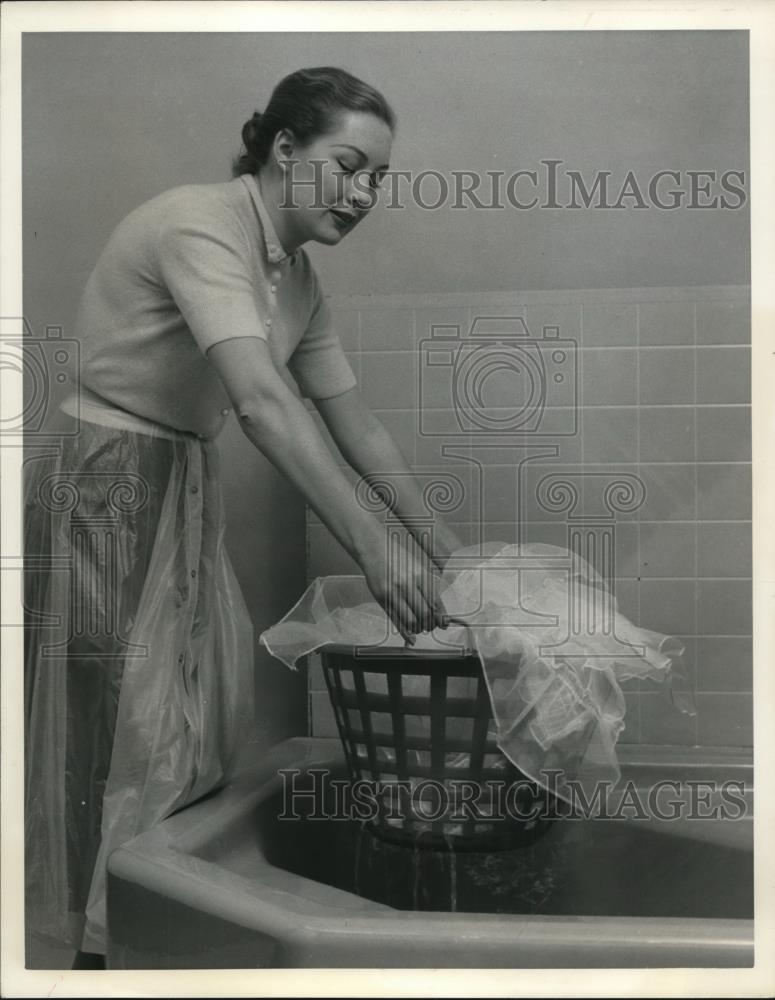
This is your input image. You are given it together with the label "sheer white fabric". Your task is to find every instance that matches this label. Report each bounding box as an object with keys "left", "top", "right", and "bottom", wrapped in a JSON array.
[{"left": 261, "top": 542, "right": 695, "bottom": 802}]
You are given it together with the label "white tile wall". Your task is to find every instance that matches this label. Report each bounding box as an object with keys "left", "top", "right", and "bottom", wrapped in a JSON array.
[{"left": 308, "top": 285, "right": 752, "bottom": 748}]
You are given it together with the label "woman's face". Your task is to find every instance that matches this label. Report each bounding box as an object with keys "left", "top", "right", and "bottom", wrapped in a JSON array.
[{"left": 277, "top": 110, "right": 393, "bottom": 248}]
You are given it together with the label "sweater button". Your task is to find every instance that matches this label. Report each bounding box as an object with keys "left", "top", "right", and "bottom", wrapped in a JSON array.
[
  {"left": 221, "top": 407, "right": 230, "bottom": 415},
  {"left": 265, "top": 318, "right": 273, "bottom": 327}
]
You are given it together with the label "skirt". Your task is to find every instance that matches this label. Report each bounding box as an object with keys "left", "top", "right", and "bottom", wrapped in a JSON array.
[{"left": 24, "top": 401, "right": 255, "bottom": 954}]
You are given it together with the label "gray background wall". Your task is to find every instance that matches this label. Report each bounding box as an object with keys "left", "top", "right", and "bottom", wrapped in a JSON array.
[
  {"left": 22, "top": 31, "right": 750, "bottom": 751},
  {"left": 22, "top": 30, "right": 748, "bottom": 319}
]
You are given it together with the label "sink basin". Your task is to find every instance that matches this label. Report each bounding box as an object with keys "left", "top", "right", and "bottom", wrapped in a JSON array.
[{"left": 107, "top": 738, "right": 753, "bottom": 968}]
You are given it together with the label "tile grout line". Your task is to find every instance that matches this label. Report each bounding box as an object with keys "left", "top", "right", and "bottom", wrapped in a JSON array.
[
  {"left": 355, "top": 307, "right": 362, "bottom": 383},
  {"left": 311, "top": 513, "right": 750, "bottom": 525},
  {"left": 327, "top": 284, "right": 749, "bottom": 312},
  {"left": 692, "top": 298, "right": 700, "bottom": 745},
  {"left": 356, "top": 344, "right": 749, "bottom": 354},
  {"left": 376, "top": 402, "right": 750, "bottom": 409},
  {"left": 384, "top": 404, "right": 751, "bottom": 412},
  {"left": 410, "top": 306, "right": 418, "bottom": 467},
  {"left": 575, "top": 302, "right": 587, "bottom": 652},
  {"left": 579, "top": 302, "right": 585, "bottom": 474},
  {"left": 465, "top": 305, "right": 474, "bottom": 525},
  {"left": 684, "top": 690, "right": 753, "bottom": 697},
  {"left": 634, "top": 302, "right": 643, "bottom": 726}
]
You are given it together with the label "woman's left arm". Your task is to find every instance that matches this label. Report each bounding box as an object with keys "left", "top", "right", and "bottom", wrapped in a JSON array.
[{"left": 315, "top": 387, "right": 464, "bottom": 571}]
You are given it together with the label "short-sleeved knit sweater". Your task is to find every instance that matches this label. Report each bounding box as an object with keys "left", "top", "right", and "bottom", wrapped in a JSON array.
[{"left": 74, "top": 173, "right": 356, "bottom": 439}]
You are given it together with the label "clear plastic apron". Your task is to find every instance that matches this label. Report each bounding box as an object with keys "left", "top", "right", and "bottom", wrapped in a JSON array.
[{"left": 24, "top": 391, "right": 255, "bottom": 954}]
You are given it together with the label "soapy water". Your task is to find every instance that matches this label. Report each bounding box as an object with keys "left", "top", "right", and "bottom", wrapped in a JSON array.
[
  {"left": 253, "top": 776, "right": 751, "bottom": 919},
  {"left": 443, "top": 832, "right": 458, "bottom": 912},
  {"left": 347, "top": 821, "right": 568, "bottom": 915}
]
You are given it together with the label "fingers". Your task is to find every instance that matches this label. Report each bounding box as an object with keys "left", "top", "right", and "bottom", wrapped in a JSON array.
[
  {"left": 368, "top": 538, "right": 449, "bottom": 642},
  {"left": 423, "top": 572, "right": 447, "bottom": 633},
  {"left": 429, "top": 567, "right": 448, "bottom": 629},
  {"left": 389, "top": 579, "right": 440, "bottom": 642},
  {"left": 384, "top": 587, "right": 420, "bottom": 644},
  {"left": 421, "top": 558, "right": 448, "bottom": 632},
  {"left": 395, "top": 596, "right": 421, "bottom": 645},
  {"left": 402, "top": 560, "right": 447, "bottom": 635}
]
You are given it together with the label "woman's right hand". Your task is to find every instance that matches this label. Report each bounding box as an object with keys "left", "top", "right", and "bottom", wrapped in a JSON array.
[{"left": 358, "top": 529, "right": 448, "bottom": 644}]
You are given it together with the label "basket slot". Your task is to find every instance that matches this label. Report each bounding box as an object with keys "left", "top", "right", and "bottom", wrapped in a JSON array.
[
  {"left": 445, "top": 716, "right": 474, "bottom": 743},
  {"left": 336, "top": 729, "right": 500, "bottom": 752},
  {"left": 368, "top": 711, "right": 393, "bottom": 733},
  {"left": 482, "top": 751, "right": 504, "bottom": 766},
  {"left": 323, "top": 652, "right": 482, "bottom": 676},
  {"left": 324, "top": 665, "right": 358, "bottom": 777},
  {"left": 393, "top": 763, "right": 513, "bottom": 781},
  {"left": 387, "top": 671, "right": 410, "bottom": 782},
  {"left": 468, "top": 675, "right": 493, "bottom": 774},
  {"left": 430, "top": 672, "right": 447, "bottom": 772},
  {"left": 341, "top": 753, "right": 514, "bottom": 783},
  {"left": 343, "top": 730, "right": 499, "bottom": 756},
  {"left": 331, "top": 690, "right": 482, "bottom": 718},
  {"left": 364, "top": 764, "right": 498, "bottom": 784},
  {"left": 334, "top": 658, "right": 481, "bottom": 679},
  {"left": 352, "top": 667, "right": 382, "bottom": 781},
  {"left": 479, "top": 764, "right": 517, "bottom": 780}
]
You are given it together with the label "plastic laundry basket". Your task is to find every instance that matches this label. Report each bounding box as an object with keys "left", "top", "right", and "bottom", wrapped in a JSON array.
[{"left": 320, "top": 643, "right": 556, "bottom": 850}]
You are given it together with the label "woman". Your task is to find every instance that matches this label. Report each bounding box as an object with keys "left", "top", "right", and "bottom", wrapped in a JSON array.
[{"left": 24, "top": 66, "right": 462, "bottom": 968}]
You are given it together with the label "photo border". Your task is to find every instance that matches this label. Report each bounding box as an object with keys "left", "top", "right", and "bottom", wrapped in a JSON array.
[{"left": 2, "top": 2, "right": 773, "bottom": 996}]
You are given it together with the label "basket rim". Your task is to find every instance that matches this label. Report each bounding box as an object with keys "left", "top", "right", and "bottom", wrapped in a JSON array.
[{"left": 320, "top": 642, "right": 478, "bottom": 661}]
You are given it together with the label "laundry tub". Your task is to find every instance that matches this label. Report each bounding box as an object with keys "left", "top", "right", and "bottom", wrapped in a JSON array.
[{"left": 106, "top": 737, "right": 753, "bottom": 968}]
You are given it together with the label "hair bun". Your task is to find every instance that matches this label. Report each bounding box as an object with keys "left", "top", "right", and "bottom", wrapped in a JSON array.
[
  {"left": 241, "top": 111, "right": 263, "bottom": 159},
  {"left": 232, "top": 69, "right": 394, "bottom": 179}
]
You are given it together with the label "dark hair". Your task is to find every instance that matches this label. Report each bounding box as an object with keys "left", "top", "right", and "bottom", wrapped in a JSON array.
[{"left": 232, "top": 66, "right": 396, "bottom": 177}]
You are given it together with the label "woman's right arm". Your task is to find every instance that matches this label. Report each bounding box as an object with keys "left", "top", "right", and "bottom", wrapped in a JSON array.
[{"left": 206, "top": 336, "right": 446, "bottom": 641}]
